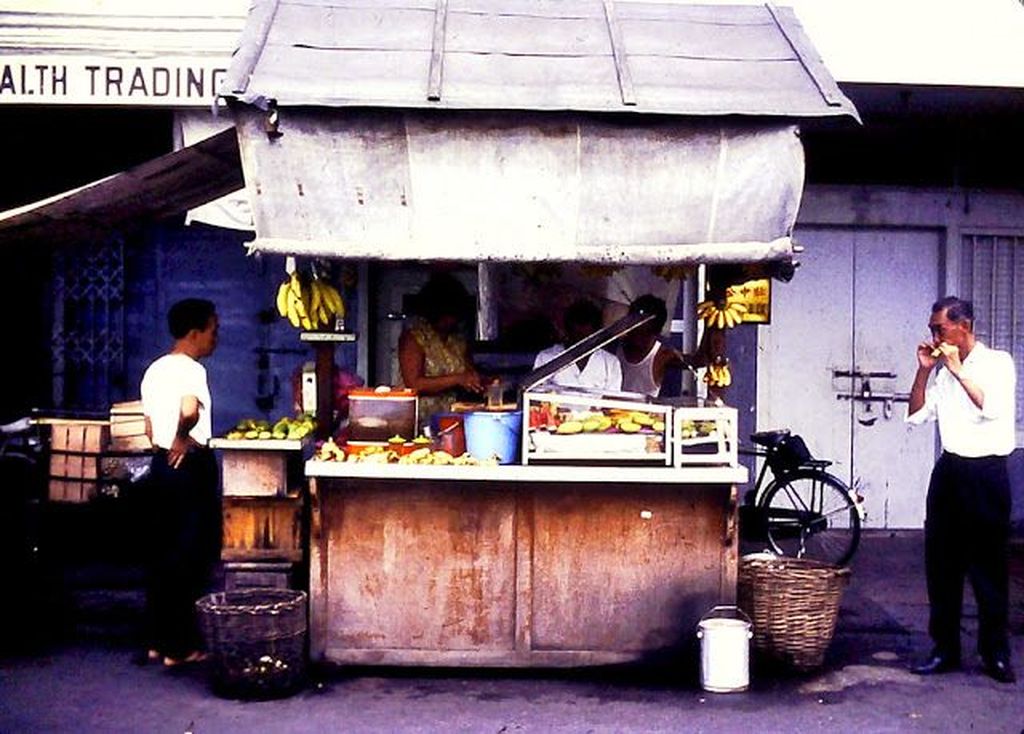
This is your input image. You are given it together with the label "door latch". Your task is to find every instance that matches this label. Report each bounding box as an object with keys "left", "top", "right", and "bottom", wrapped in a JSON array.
[{"left": 833, "top": 369, "right": 897, "bottom": 380}]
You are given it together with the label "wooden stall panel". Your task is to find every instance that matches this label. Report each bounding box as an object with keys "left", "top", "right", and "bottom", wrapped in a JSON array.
[
  {"left": 529, "top": 484, "right": 729, "bottom": 654},
  {"left": 222, "top": 496, "right": 303, "bottom": 562},
  {"left": 323, "top": 482, "right": 516, "bottom": 653},
  {"left": 221, "top": 450, "right": 290, "bottom": 497}
]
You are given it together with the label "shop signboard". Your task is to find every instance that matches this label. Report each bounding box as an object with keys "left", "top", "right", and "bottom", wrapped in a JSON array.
[{"left": 0, "top": 54, "right": 227, "bottom": 106}]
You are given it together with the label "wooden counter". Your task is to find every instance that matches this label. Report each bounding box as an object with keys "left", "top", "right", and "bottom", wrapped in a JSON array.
[{"left": 306, "top": 462, "right": 746, "bottom": 668}]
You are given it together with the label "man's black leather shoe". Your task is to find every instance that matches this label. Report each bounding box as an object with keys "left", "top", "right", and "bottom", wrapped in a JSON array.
[
  {"left": 982, "top": 658, "right": 1016, "bottom": 684},
  {"left": 911, "top": 653, "right": 961, "bottom": 675}
]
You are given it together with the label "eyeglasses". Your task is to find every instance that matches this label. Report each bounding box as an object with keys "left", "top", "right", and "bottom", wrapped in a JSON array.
[{"left": 929, "top": 322, "right": 959, "bottom": 337}]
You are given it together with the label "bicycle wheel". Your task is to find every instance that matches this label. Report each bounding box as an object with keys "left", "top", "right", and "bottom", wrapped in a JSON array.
[{"left": 759, "top": 469, "right": 861, "bottom": 566}]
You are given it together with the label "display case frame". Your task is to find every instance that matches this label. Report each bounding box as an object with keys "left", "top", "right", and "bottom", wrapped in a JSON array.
[{"left": 672, "top": 406, "right": 738, "bottom": 467}]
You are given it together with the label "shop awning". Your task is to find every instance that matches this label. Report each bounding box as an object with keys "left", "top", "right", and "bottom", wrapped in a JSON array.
[
  {"left": 233, "top": 106, "right": 803, "bottom": 263},
  {"left": 221, "top": 0, "right": 858, "bottom": 265},
  {"left": 0, "top": 128, "right": 242, "bottom": 247}
]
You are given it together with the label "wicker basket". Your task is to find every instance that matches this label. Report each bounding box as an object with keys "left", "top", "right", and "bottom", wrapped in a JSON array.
[
  {"left": 196, "top": 588, "right": 308, "bottom": 699},
  {"left": 737, "top": 554, "right": 851, "bottom": 671}
]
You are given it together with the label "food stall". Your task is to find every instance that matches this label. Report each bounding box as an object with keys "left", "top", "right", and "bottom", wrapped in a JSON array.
[{"left": 219, "top": 0, "right": 858, "bottom": 667}]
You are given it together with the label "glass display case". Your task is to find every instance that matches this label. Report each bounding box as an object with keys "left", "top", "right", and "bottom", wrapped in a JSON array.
[{"left": 522, "top": 389, "right": 673, "bottom": 465}]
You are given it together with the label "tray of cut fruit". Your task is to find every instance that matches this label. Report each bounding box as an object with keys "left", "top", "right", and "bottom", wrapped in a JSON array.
[
  {"left": 523, "top": 392, "right": 672, "bottom": 465},
  {"left": 312, "top": 436, "right": 499, "bottom": 466}
]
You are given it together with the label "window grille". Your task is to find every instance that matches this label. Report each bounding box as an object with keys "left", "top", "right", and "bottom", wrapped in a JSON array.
[
  {"left": 51, "top": 240, "right": 125, "bottom": 411},
  {"left": 959, "top": 233, "right": 1024, "bottom": 438}
]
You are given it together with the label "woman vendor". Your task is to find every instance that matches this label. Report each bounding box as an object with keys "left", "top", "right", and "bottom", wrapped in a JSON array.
[{"left": 398, "top": 273, "right": 485, "bottom": 430}]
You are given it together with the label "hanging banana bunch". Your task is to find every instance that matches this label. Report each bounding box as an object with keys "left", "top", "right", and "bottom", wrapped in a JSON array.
[
  {"left": 274, "top": 257, "right": 347, "bottom": 331},
  {"left": 704, "top": 360, "right": 732, "bottom": 388},
  {"left": 308, "top": 268, "right": 346, "bottom": 329},
  {"left": 696, "top": 298, "right": 748, "bottom": 329}
]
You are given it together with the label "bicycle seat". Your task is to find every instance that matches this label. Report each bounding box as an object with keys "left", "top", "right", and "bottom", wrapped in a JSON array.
[{"left": 750, "top": 429, "right": 790, "bottom": 448}]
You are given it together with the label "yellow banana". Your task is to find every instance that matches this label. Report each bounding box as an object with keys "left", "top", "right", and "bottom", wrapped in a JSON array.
[
  {"left": 333, "top": 286, "right": 346, "bottom": 318},
  {"left": 320, "top": 282, "right": 345, "bottom": 318},
  {"left": 309, "top": 280, "right": 324, "bottom": 325},
  {"left": 285, "top": 290, "right": 301, "bottom": 328},
  {"left": 309, "top": 280, "right": 329, "bottom": 325},
  {"left": 276, "top": 280, "right": 290, "bottom": 318},
  {"left": 301, "top": 287, "right": 313, "bottom": 326},
  {"left": 289, "top": 273, "right": 310, "bottom": 322},
  {"left": 316, "top": 302, "right": 331, "bottom": 328},
  {"left": 311, "top": 284, "right": 329, "bottom": 326}
]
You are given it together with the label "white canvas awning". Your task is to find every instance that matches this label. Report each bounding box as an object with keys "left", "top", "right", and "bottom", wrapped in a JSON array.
[{"left": 236, "top": 107, "right": 803, "bottom": 264}]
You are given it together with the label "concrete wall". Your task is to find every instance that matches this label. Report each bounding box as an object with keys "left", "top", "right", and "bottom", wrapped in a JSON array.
[
  {"left": 122, "top": 222, "right": 360, "bottom": 436},
  {"left": 793, "top": 184, "right": 1024, "bottom": 529}
]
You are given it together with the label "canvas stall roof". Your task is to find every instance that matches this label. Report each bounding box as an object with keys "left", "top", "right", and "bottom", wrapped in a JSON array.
[
  {"left": 224, "top": 1, "right": 856, "bottom": 264},
  {"left": 0, "top": 128, "right": 242, "bottom": 247},
  {"left": 221, "top": 0, "right": 858, "bottom": 120}
]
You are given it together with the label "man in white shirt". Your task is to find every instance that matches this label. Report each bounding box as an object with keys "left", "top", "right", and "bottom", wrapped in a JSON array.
[
  {"left": 138, "top": 298, "right": 220, "bottom": 668},
  {"left": 906, "top": 296, "right": 1016, "bottom": 683},
  {"left": 533, "top": 298, "right": 622, "bottom": 393}
]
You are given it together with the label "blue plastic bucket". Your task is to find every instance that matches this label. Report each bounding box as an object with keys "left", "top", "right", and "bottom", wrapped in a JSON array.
[{"left": 463, "top": 410, "right": 523, "bottom": 464}]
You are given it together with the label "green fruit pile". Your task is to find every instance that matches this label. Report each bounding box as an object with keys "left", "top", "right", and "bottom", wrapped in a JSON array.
[{"left": 224, "top": 414, "right": 315, "bottom": 441}]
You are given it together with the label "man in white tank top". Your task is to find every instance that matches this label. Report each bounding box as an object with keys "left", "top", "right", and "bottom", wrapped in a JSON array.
[{"left": 616, "top": 294, "right": 691, "bottom": 396}]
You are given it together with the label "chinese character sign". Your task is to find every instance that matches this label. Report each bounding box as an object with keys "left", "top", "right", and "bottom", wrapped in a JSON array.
[{"left": 726, "top": 278, "right": 771, "bottom": 323}]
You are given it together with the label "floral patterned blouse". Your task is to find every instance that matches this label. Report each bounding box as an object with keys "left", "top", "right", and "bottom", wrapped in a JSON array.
[{"left": 401, "top": 317, "right": 472, "bottom": 430}]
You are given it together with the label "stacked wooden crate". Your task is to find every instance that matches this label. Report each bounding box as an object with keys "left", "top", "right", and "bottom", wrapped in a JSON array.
[
  {"left": 48, "top": 420, "right": 110, "bottom": 503},
  {"left": 109, "top": 401, "right": 152, "bottom": 451}
]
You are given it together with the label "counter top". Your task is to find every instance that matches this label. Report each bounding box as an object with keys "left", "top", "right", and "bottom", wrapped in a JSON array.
[
  {"left": 305, "top": 460, "right": 747, "bottom": 485},
  {"left": 210, "top": 438, "right": 308, "bottom": 451}
]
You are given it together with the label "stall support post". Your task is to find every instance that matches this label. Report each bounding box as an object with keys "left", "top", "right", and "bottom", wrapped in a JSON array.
[{"left": 314, "top": 342, "right": 335, "bottom": 440}]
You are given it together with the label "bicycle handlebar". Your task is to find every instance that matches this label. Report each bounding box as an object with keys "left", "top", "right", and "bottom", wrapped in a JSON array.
[{"left": 0, "top": 417, "right": 33, "bottom": 435}]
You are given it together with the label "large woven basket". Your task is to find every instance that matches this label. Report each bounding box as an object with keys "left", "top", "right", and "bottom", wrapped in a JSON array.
[
  {"left": 737, "top": 554, "right": 851, "bottom": 671},
  {"left": 196, "top": 588, "right": 308, "bottom": 699}
]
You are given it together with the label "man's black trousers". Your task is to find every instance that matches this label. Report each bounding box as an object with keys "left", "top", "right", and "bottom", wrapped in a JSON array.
[
  {"left": 924, "top": 451, "right": 1011, "bottom": 661},
  {"left": 143, "top": 447, "right": 221, "bottom": 659}
]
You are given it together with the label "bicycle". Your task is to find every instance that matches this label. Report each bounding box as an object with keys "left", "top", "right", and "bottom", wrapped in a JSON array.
[
  {"left": 738, "top": 429, "right": 865, "bottom": 567},
  {"left": 0, "top": 415, "right": 54, "bottom": 651}
]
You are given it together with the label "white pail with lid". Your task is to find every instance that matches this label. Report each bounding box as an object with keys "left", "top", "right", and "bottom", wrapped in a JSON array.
[{"left": 697, "top": 605, "right": 752, "bottom": 693}]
